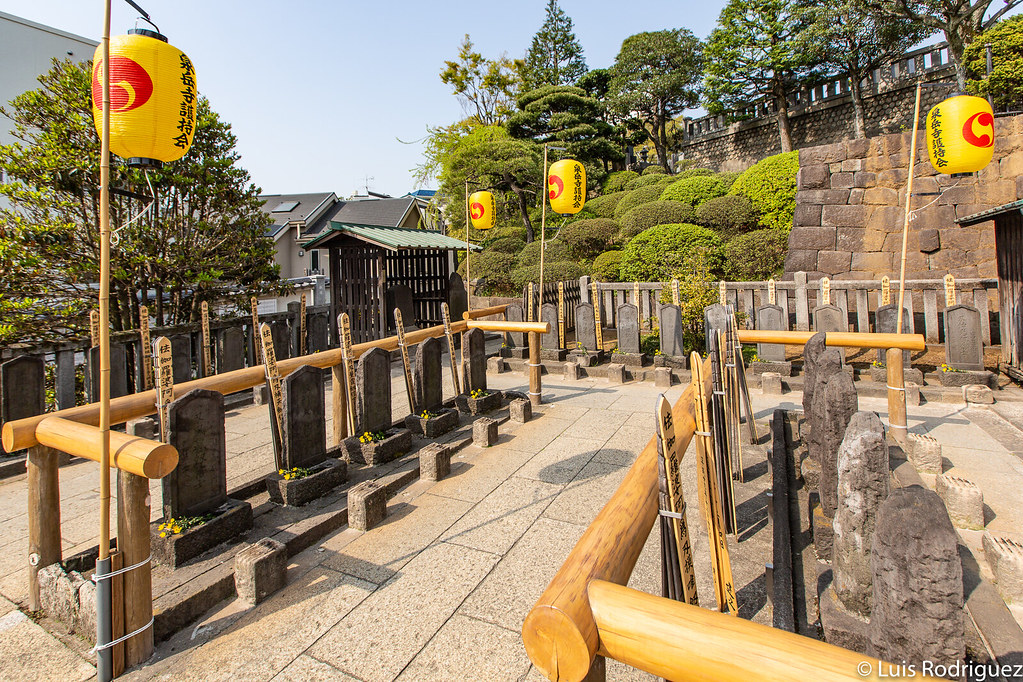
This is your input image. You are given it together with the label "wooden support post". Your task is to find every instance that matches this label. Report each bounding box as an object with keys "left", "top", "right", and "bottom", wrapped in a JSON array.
[
  {"left": 331, "top": 364, "right": 348, "bottom": 444},
  {"left": 117, "top": 470, "right": 154, "bottom": 667},
  {"left": 887, "top": 347, "right": 907, "bottom": 446},
  {"left": 529, "top": 331, "right": 542, "bottom": 408},
  {"left": 27, "top": 445, "right": 61, "bottom": 612}
]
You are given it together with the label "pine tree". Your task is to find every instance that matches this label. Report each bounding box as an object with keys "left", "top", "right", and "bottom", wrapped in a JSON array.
[{"left": 522, "top": 0, "right": 587, "bottom": 90}]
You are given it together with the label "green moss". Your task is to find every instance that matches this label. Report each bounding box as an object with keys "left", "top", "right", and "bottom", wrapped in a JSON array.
[{"left": 727, "top": 151, "right": 799, "bottom": 232}]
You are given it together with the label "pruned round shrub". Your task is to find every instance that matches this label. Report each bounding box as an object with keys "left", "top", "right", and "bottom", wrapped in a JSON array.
[
  {"left": 624, "top": 174, "right": 665, "bottom": 190},
  {"left": 560, "top": 218, "right": 619, "bottom": 259},
  {"left": 657, "top": 175, "right": 677, "bottom": 187},
  {"left": 510, "top": 261, "right": 588, "bottom": 291},
  {"left": 641, "top": 164, "right": 666, "bottom": 175},
  {"left": 659, "top": 175, "right": 729, "bottom": 207},
  {"left": 613, "top": 184, "right": 665, "bottom": 220},
  {"left": 483, "top": 235, "right": 527, "bottom": 254},
  {"left": 592, "top": 250, "right": 625, "bottom": 282},
  {"left": 728, "top": 151, "right": 799, "bottom": 232},
  {"left": 723, "top": 229, "right": 788, "bottom": 281},
  {"left": 619, "top": 201, "right": 698, "bottom": 242},
  {"left": 676, "top": 167, "right": 714, "bottom": 179},
  {"left": 695, "top": 195, "right": 758, "bottom": 236},
  {"left": 619, "top": 223, "right": 723, "bottom": 282},
  {"left": 457, "top": 251, "right": 517, "bottom": 296},
  {"left": 586, "top": 191, "right": 627, "bottom": 219},
  {"left": 514, "top": 239, "right": 572, "bottom": 269},
  {"left": 715, "top": 171, "right": 741, "bottom": 190},
  {"left": 603, "top": 170, "right": 638, "bottom": 193}
]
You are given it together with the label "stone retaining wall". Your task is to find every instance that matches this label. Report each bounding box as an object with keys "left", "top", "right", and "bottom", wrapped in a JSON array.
[{"left": 784, "top": 114, "right": 1023, "bottom": 281}]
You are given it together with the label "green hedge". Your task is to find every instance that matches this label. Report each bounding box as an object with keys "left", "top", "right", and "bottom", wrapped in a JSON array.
[
  {"left": 510, "top": 261, "right": 588, "bottom": 291},
  {"left": 694, "top": 195, "right": 758, "bottom": 236},
  {"left": 728, "top": 151, "right": 799, "bottom": 232},
  {"left": 457, "top": 251, "right": 517, "bottom": 296},
  {"left": 603, "top": 170, "right": 639, "bottom": 193},
  {"left": 641, "top": 165, "right": 666, "bottom": 175},
  {"left": 676, "top": 167, "right": 714, "bottom": 179},
  {"left": 624, "top": 174, "right": 665, "bottom": 190},
  {"left": 586, "top": 191, "right": 627, "bottom": 219},
  {"left": 723, "top": 229, "right": 788, "bottom": 281},
  {"left": 560, "top": 218, "right": 619, "bottom": 259},
  {"left": 619, "top": 223, "right": 723, "bottom": 282},
  {"left": 483, "top": 235, "right": 527, "bottom": 254},
  {"left": 592, "top": 250, "right": 626, "bottom": 282},
  {"left": 613, "top": 184, "right": 666, "bottom": 220},
  {"left": 515, "top": 239, "right": 572, "bottom": 268},
  {"left": 659, "top": 175, "right": 728, "bottom": 207},
  {"left": 619, "top": 201, "right": 698, "bottom": 241}
]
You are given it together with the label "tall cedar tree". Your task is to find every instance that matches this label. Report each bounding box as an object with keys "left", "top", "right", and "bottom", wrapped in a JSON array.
[
  {"left": 803, "top": 0, "right": 929, "bottom": 138},
  {"left": 861, "top": 0, "right": 1022, "bottom": 89},
  {"left": 704, "top": 0, "right": 819, "bottom": 153},
  {"left": 522, "top": 0, "right": 588, "bottom": 90},
  {"left": 0, "top": 58, "right": 282, "bottom": 344},
  {"left": 440, "top": 35, "right": 522, "bottom": 125},
  {"left": 608, "top": 30, "right": 704, "bottom": 173}
]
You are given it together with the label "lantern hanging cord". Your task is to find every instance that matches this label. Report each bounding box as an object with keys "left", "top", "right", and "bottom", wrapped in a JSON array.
[
  {"left": 908, "top": 178, "right": 961, "bottom": 222},
  {"left": 111, "top": 170, "right": 155, "bottom": 248},
  {"left": 124, "top": 0, "right": 160, "bottom": 32}
]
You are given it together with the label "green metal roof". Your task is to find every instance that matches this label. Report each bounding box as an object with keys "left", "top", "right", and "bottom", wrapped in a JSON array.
[
  {"left": 957, "top": 199, "right": 1023, "bottom": 226},
  {"left": 302, "top": 221, "right": 482, "bottom": 251}
]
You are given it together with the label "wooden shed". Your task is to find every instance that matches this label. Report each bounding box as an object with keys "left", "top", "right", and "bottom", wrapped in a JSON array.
[
  {"left": 959, "top": 200, "right": 1023, "bottom": 377},
  {"left": 303, "top": 222, "right": 479, "bottom": 343}
]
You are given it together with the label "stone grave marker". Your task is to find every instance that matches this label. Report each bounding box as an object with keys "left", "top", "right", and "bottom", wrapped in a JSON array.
[
  {"left": 356, "top": 347, "right": 392, "bottom": 434},
  {"left": 755, "top": 304, "right": 786, "bottom": 362},
  {"left": 617, "top": 303, "right": 641, "bottom": 354},
  {"left": 575, "top": 303, "right": 597, "bottom": 352},
  {"left": 414, "top": 337, "right": 444, "bottom": 412},
  {"left": 703, "top": 303, "right": 732, "bottom": 353},
  {"left": 812, "top": 304, "right": 846, "bottom": 361},
  {"left": 448, "top": 273, "right": 468, "bottom": 322},
  {"left": 88, "top": 343, "right": 129, "bottom": 401},
  {"left": 462, "top": 327, "right": 487, "bottom": 393},
  {"left": 659, "top": 304, "right": 684, "bottom": 358},
  {"left": 163, "top": 389, "right": 227, "bottom": 519},
  {"left": 386, "top": 284, "right": 416, "bottom": 331},
  {"left": 870, "top": 486, "right": 965, "bottom": 670},
  {"left": 874, "top": 304, "right": 910, "bottom": 365},
  {"left": 832, "top": 411, "right": 889, "bottom": 618},
  {"left": 1, "top": 356, "right": 45, "bottom": 441},
  {"left": 809, "top": 349, "right": 843, "bottom": 470},
  {"left": 282, "top": 365, "right": 326, "bottom": 470},
  {"left": 270, "top": 322, "right": 290, "bottom": 361},
  {"left": 944, "top": 303, "right": 984, "bottom": 371},
  {"left": 820, "top": 371, "right": 859, "bottom": 519},
  {"left": 541, "top": 303, "right": 560, "bottom": 349},
  {"left": 168, "top": 334, "right": 192, "bottom": 382},
  {"left": 217, "top": 327, "right": 246, "bottom": 373},
  {"left": 802, "top": 332, "right": 827, "bottom": 417},
  {"left": 307, "top": 313, "right": 328, "bottom": 354},
  {"left": 505, "top": 303, "right": 525, "bottom": 350}
]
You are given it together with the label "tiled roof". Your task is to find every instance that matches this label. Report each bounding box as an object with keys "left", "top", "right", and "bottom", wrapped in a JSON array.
[{"left": 303, "top": 222, "right": 480, "bottom": 251}]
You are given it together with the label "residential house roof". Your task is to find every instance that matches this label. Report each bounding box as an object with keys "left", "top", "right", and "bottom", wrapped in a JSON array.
[
  {"left": 309, "top": 196, "right": 420, "bottom": 236},
  {"left": 258, "top": 192, "right": 337, "bottom": 239},
  {"left": 303, "top": 222, "right": 480, "bottom": 252}
]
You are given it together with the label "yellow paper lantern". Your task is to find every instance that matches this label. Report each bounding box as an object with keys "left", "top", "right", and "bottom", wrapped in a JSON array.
[
  {"left": 91, "top": 29, "right": 197, "bottom": 167},
  {"left": 926, "top": 95, "right": 994, "bottom": 175},
  {"left": 469, "top": 191, "right": 496, "bottom": 230},
  {"left": 548, "top": 159, "right": 586, "bottom": 215}
]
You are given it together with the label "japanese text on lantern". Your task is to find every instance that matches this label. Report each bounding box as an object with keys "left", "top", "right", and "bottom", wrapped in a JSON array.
[
  {"left": 929, "top": 107, "right": 947, "bottom": 169},
  {"left": 174, "top": 53, "right": 196, "bottom": 150},
  {"left": 572, "top": 164, "right": 583, "bottom": 209}
]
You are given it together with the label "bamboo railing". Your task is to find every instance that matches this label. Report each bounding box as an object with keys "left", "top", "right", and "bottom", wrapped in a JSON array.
[
  {"left": 465, "top": 319, "right": 550, "bottom": 408},
  {"left": 523, "top": 333, "right": 930, "bottom": 681}
]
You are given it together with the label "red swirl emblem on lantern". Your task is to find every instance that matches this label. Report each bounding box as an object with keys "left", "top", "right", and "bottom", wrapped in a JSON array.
[
  {"left": 548, "top": 159, "right": 586, "bottom": 215},
  {"left": 468, "top": 191, "right": 495, "bottom": 230},
  {"left": 92, "top": 56, "right": 153, "bottom": 113},
  {"left": 548, "top": 174, "right": 564, "bottom": 200},
  {"left": 926, "top": 95, "right": 994, "bottom": 175}
]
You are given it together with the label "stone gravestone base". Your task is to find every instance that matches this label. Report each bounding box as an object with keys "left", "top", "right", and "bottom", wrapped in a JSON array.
[
  {"left": 343, "top": 428, "right": 413, "bottom": 467},
  {"left": 610, "top": 351, "right": 644, "bottom": 368},
  {"left": 652, "top": 354, "right": 687, "bottom": 370},
  {"left": 540, "top": 348, "right": 568, "bottom": 362},
  {"left": 152, "top": 499, "right": 254, "bottom": 568},
  {"left": 404, "top": 407, "right": 460, "bottom": 438},
  {"left": 810, "top": 495, "right": 834, "bottom": 562},
  {"left": 750, "top": 360, "right": 792, "bottom": 376},
  {"left": 818, "top": 582, "right": 871, "bottom": 654},
  {"left": 936, "top": 367, "right": 994, "bottom": 388},
  {"left": 266, "top": 458, "right": 347, "bottom": 508},
  {"left": 868, "top": 365, "right": 924, "bottom": 386},
  {"left": 455, "top": 390, "right": 503, "bottom": 415},
  {"left": 568, "top": 349, "right": 603, "bottom": 367},
  {"left": 500, "top": 346, "right": 529, "bottom": 360}
]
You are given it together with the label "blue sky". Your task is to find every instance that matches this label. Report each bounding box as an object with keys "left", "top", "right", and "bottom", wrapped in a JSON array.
[{"left": 1, "top": 1, "right": 739, "bottom": 197}]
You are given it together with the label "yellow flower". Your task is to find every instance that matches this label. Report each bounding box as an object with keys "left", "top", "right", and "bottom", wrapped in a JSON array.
[
  {"left": 159, "top": 532, "right": 167, "bottom": 538},
  {"left": 278, "top": 469, "right": 285, "bottom": 475}
]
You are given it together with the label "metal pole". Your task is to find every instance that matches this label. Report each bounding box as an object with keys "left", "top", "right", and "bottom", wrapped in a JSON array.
[
  {"left": 96, "top": 0, "right": 114, "bottom": 679},
  {"left": 986, "top": 43, "right": 994, "bottom": 109},
  {"left": 895, "top": 83, "right": 922, "bottom": 339},
  {"left": 538, "top": 144, "right": 549, "bottom": 312}
]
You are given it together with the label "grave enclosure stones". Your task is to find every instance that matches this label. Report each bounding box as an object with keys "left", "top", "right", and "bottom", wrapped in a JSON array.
[
  {"left": 820, "top": 372, "right": 858, "bottom": 519},
  {"left": 88, "top": 344, "right": 129, "bottom": 402},
  {"left": 169, "top": 334, "right": 192, "bottom": 382},
  {"left": 356, "top": 347, "right": 392, "bottom": 434},
  {"left": 540, "top": 303, "right": 565, "bottom": 360},
  {"left": 462, "top": 327, "right": 487, "bottom": 393},
  {"left": 575, "top": 303, "right": 597, "bottom": 352},
  {"left": 1, "top": 357, "right": 45, "bottom": 442},
  {"left": 448, "top": 273, "right": 468, "bottom": 323},
  {"left": 944, "top": 304, "right": 984, "bottom": 371},
  {"left": 281, "top": 365, "right": 326, "bottom": 470},
  {"left": 801, "top": 333, "right": 827, "bottom": 417}
]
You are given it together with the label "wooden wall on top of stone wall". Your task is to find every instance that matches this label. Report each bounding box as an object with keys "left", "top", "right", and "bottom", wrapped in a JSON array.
[{"left": 784, "top": 114, "right": 1023, "bottom": 282}]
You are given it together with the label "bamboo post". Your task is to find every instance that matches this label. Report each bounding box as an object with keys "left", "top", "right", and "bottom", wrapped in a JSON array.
[
  {"left": 896, "top": 83, "right": 923, "bottom": 338},
  {"left": 464, "top": 179, "right": 471, "bottom": 313},
  {"left": 887, "top": 347, "right": 908, "bottom": 445},
  {"left": 539, "top": 145, "right": 549, "bottom": 306},
  {"left": 529, "top": 331, "right": 542, "bottom": 407},
  {"left": 331, "top": 365, "right": 348, "bottom": 444},
  {"left": 117, "top": 470, "right": 154, "bottom": 667},
  {"left": 27, "top": 445, "right": 61, "bottom": 612}
]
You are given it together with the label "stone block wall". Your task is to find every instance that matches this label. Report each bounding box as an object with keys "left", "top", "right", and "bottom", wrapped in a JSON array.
[{"left": 784, "top": 114, "right": 1023, "bottom": 281}]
